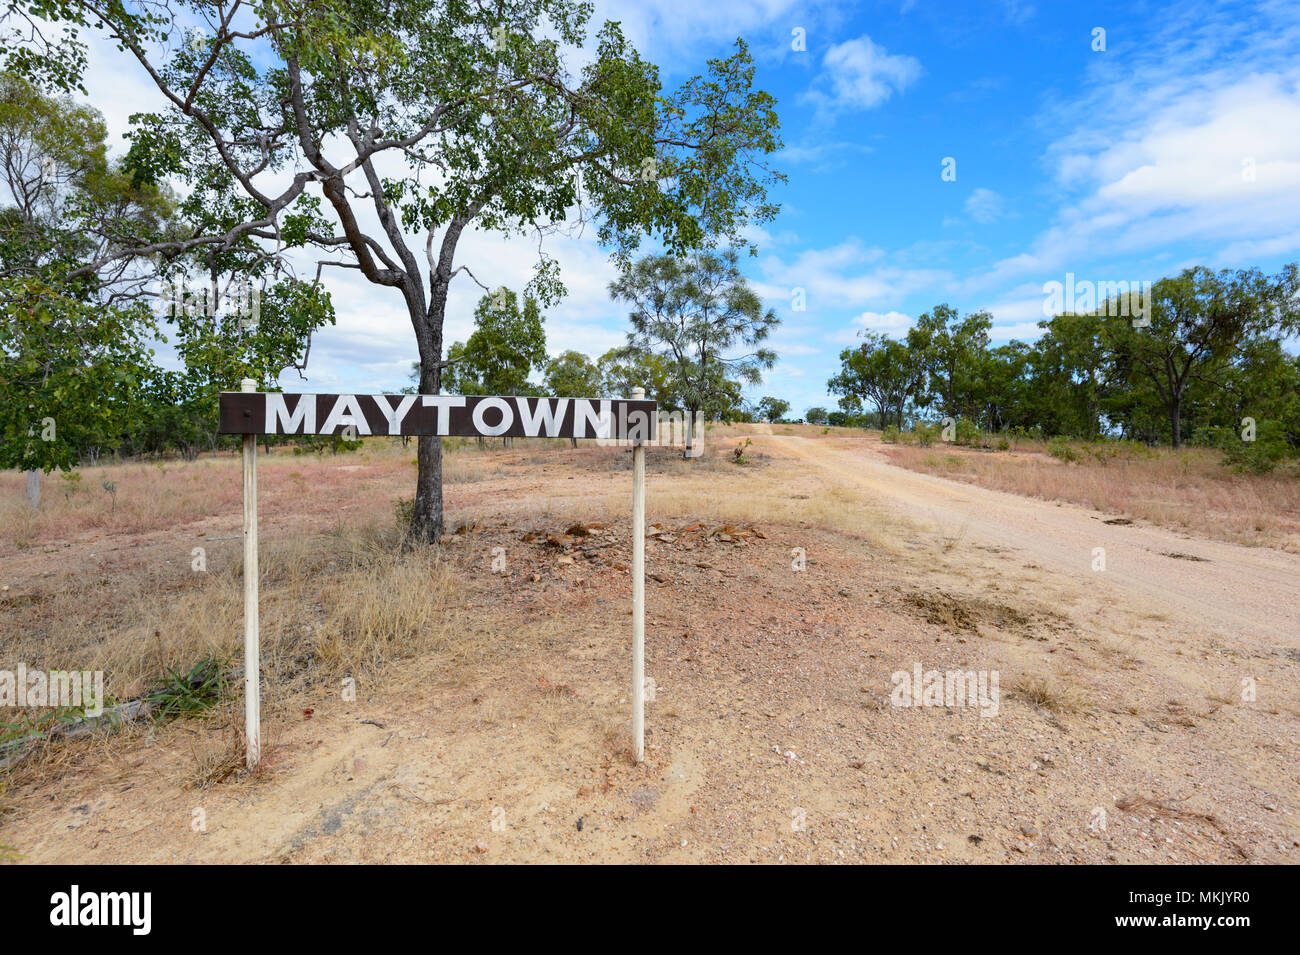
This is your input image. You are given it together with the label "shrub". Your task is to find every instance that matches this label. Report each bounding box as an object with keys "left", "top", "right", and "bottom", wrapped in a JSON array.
[
  {"left": 1221, "top": 421, "right": 1291, "bottom": 474},
  {"left": 882, "top": 425, "right": 900, "bottom": 444},
  {"left": 1048, "top": 440, "right": 1080, "bottom": 464}
]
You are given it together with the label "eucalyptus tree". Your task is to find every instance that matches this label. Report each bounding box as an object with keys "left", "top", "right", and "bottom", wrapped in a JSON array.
[
  {"left": 6, "top": 0, "right": 783, "bottom": 539},
  {"left": 0, "top": 71, "right": 169, "bottom": 499},
  {"left": 829, "top": 331, "right": 924, "bottom": 430},
  {"left": 610, "top": 248, "right": 778, "bottom": 455},
  {"left": 756, "top": 396, "right": 788, "bottom": 422},
  {"left": 545, "top": 349, "right": 602, "bottom": 446},
  {"left": 1103, "top": 266, "right": 1299, "bottom": 447}
]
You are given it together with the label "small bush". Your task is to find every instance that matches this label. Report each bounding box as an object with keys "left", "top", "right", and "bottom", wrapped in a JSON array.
[
  {"left": 1221, "top": 421, "right": 1291, "bottom": 474},
  {"left": 882, "top": 425, "right": 900, "bottom": 444},
  {"left": 953, "top": 419, "right": 983, "bottom": 446},
  {"left": 1048, "top": 440, "right": 1080, "bottom": 464}
]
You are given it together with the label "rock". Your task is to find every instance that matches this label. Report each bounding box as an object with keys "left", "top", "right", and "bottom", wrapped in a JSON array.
[{"left": 474, "top": 842, "right": 488, "bottom": 854}]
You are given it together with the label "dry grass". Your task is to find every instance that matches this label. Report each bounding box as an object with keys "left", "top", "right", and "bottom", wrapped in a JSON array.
[
  {"left": 1, "top": 521, "right": 461, "bottom": 706},
  {"left": 1007, "top": 673, "right": 1087, "bottom": 714},
  {"left": 882, "top": 438, "right": 1300, "bottom": 550}
]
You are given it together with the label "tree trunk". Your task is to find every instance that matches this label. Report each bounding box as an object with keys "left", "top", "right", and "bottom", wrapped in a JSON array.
[
  {"left": 1170, "top": 395, "right": 1182, "bottom": 449},
  {"left": 25, "top": 470, "right": 39, "bottom": 510},
  {"left": 405, "top": 214, "right": 473, "bottom": 544},
  {"left": 410, "top": 295, "right": 447, "bottom": 544}
]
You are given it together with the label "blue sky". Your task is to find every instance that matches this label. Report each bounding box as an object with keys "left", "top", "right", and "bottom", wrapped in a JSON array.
[{"left": 81, "top": 0, "right": 1300, "bottom": 415}]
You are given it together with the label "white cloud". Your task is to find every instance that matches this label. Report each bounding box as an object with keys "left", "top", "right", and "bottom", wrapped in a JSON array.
[
  {"left": 805, "top": 35, "right": 922, "bottom": 113},
  {"left": 852, "top": 310, "right": 914, "bottom": 334},
  {"left": 963, "top": 188, "right": 1005, "bottom": 224},
  {"left": 755, "top": 239, "right": 950, "bottom": 313}
]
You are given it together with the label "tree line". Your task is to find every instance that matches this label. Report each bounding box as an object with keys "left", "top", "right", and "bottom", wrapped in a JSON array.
[{"left": 825, "top": 267, "right": 1300, "bottom": 470}]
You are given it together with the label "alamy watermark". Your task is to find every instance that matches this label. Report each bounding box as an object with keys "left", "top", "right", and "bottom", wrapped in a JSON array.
[
  {"left": 891, "top": 664, "right": 1000, "bottom": 717},
  {"left": 596, "top": 408, "right": 704, "bottom": 456},
  {"left": 1043, "top": 273, "right": 1153, "bottom": 327},
  {"left": 0, "top": 664, "right": 105, "bottom": 718}
]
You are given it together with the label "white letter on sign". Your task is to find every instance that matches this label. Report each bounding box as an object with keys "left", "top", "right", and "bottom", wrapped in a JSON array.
[
  {"left": 473, "top": 397, "right": 514, "bottom": 436},
  {"left": 375, "top": 395, "right": 418, "bottom": 434},
  {"left": 322, "top": 395, "right": 372, "bottom": 435},
  {"left": 517, "top": 397, "right": 568, "bottom": 437},
  {"left": 574, "top": 399, "right": 612, "bottom": 439},
  {"left": 422, "top": 395, "right": 466, "bottom": 434},
  {"left": 265, "top": 394, "right": 316, "bottom": 434}
]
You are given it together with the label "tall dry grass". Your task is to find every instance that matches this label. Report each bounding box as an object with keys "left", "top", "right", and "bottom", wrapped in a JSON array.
[
  {"left": 883, "top": 439, "right": 1300, "bottom": 550},
  {"left": 1, "top": 519, "right": 461, "bottom": 706}
]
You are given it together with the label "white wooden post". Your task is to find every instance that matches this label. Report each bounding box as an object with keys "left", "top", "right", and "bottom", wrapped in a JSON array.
[
  {"left": 631, "top": 386, "right": 646, "bottom": 763},
  {"left": 240, "top": 378, "right": 261, "bottom": 768},
  {"left": 25, "top": 470, "right": 39, "bottom": 509}
]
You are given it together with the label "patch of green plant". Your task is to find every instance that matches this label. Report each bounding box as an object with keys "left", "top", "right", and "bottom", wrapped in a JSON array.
[
  {"left": 144, "top": 655, "right": 229, "bottom": 722},
  {"left": 1221, "top": 421, "right": 1292, "bottom": 474},
  {"left": 0, "top": 704, "right": 89, "bottom": 745},
  {"left": 1048, "top": 440, "right": 1080, "bottom": 464},
  {"left": 59, "top": 471, "right": 82, "bottom": 501},
  {"left": 882, "top": 425, "right": 900, "bottom": 444}
]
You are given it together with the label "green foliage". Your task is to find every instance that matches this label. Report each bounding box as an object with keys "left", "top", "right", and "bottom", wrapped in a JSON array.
[
  {"left": 829, "top": 331, "right": 925, "bottom": 430},
  {"left": 444, "top": 290, "right": 547, "bottom": 396},
  {"left": 804, "top": 406, "right": 829, "bottom": 425},
  {"left": 545, "top": 349, "right": 603, "bottom": 398},
  {"left": 0, "top": 703, "right": 93, "bottom": 745},
  {"left": 1220, "top": 421, "right": 1291, "bottom": 473},
  {"left": 952, "top": 418, "right": 984, "bottom": 446},
  {"left": 292, "top": 435, "right": 364, "bottom": 456},
  {"left": 1048, "top": 440, "right": 1081, "bottom": 464},
  {"left": 610, "top": 248, "right": 778, "bottom": 420},
  {"left": 825, "top": 265, "right": 1300, "bottom": 461},
  {"left": 598, "top": 347, "right": 676, "bottom": 407},
  {"left": 756, "top": 396, "right": 789, "bottom": 422},
  {"left": 144, "top": 655, "right": 229, "bottom": 723},
  {"left": 0, "top": 277, "right": 157, "bottom": 472},
  {"left": 882, "top": 425, "right": 900, "bottom": 444}
]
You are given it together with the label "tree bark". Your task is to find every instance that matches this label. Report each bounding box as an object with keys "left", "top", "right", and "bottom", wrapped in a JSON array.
[
  {"left": 406, "top": 216, "right": 475, "bottom": 544},
  {"left": 410, "top": 316, "right": 446, "bottom": 542}
]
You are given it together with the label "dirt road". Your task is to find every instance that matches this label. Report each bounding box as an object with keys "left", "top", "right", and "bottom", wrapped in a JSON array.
[{"left": 756, "top": 432, "right": 1300, "bottom": 648}]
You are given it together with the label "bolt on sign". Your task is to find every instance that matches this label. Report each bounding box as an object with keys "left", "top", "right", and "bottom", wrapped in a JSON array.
[
  {"left": 219, "top": 385, "right": 656, "bottom": 770},
  {"left": 219, "top": 392, "right": 658, "bottom": 441}
]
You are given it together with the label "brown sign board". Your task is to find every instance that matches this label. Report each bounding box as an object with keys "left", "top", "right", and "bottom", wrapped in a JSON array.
[{"left": 219, "top": 392, "right": 658, "bottom": 441}]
